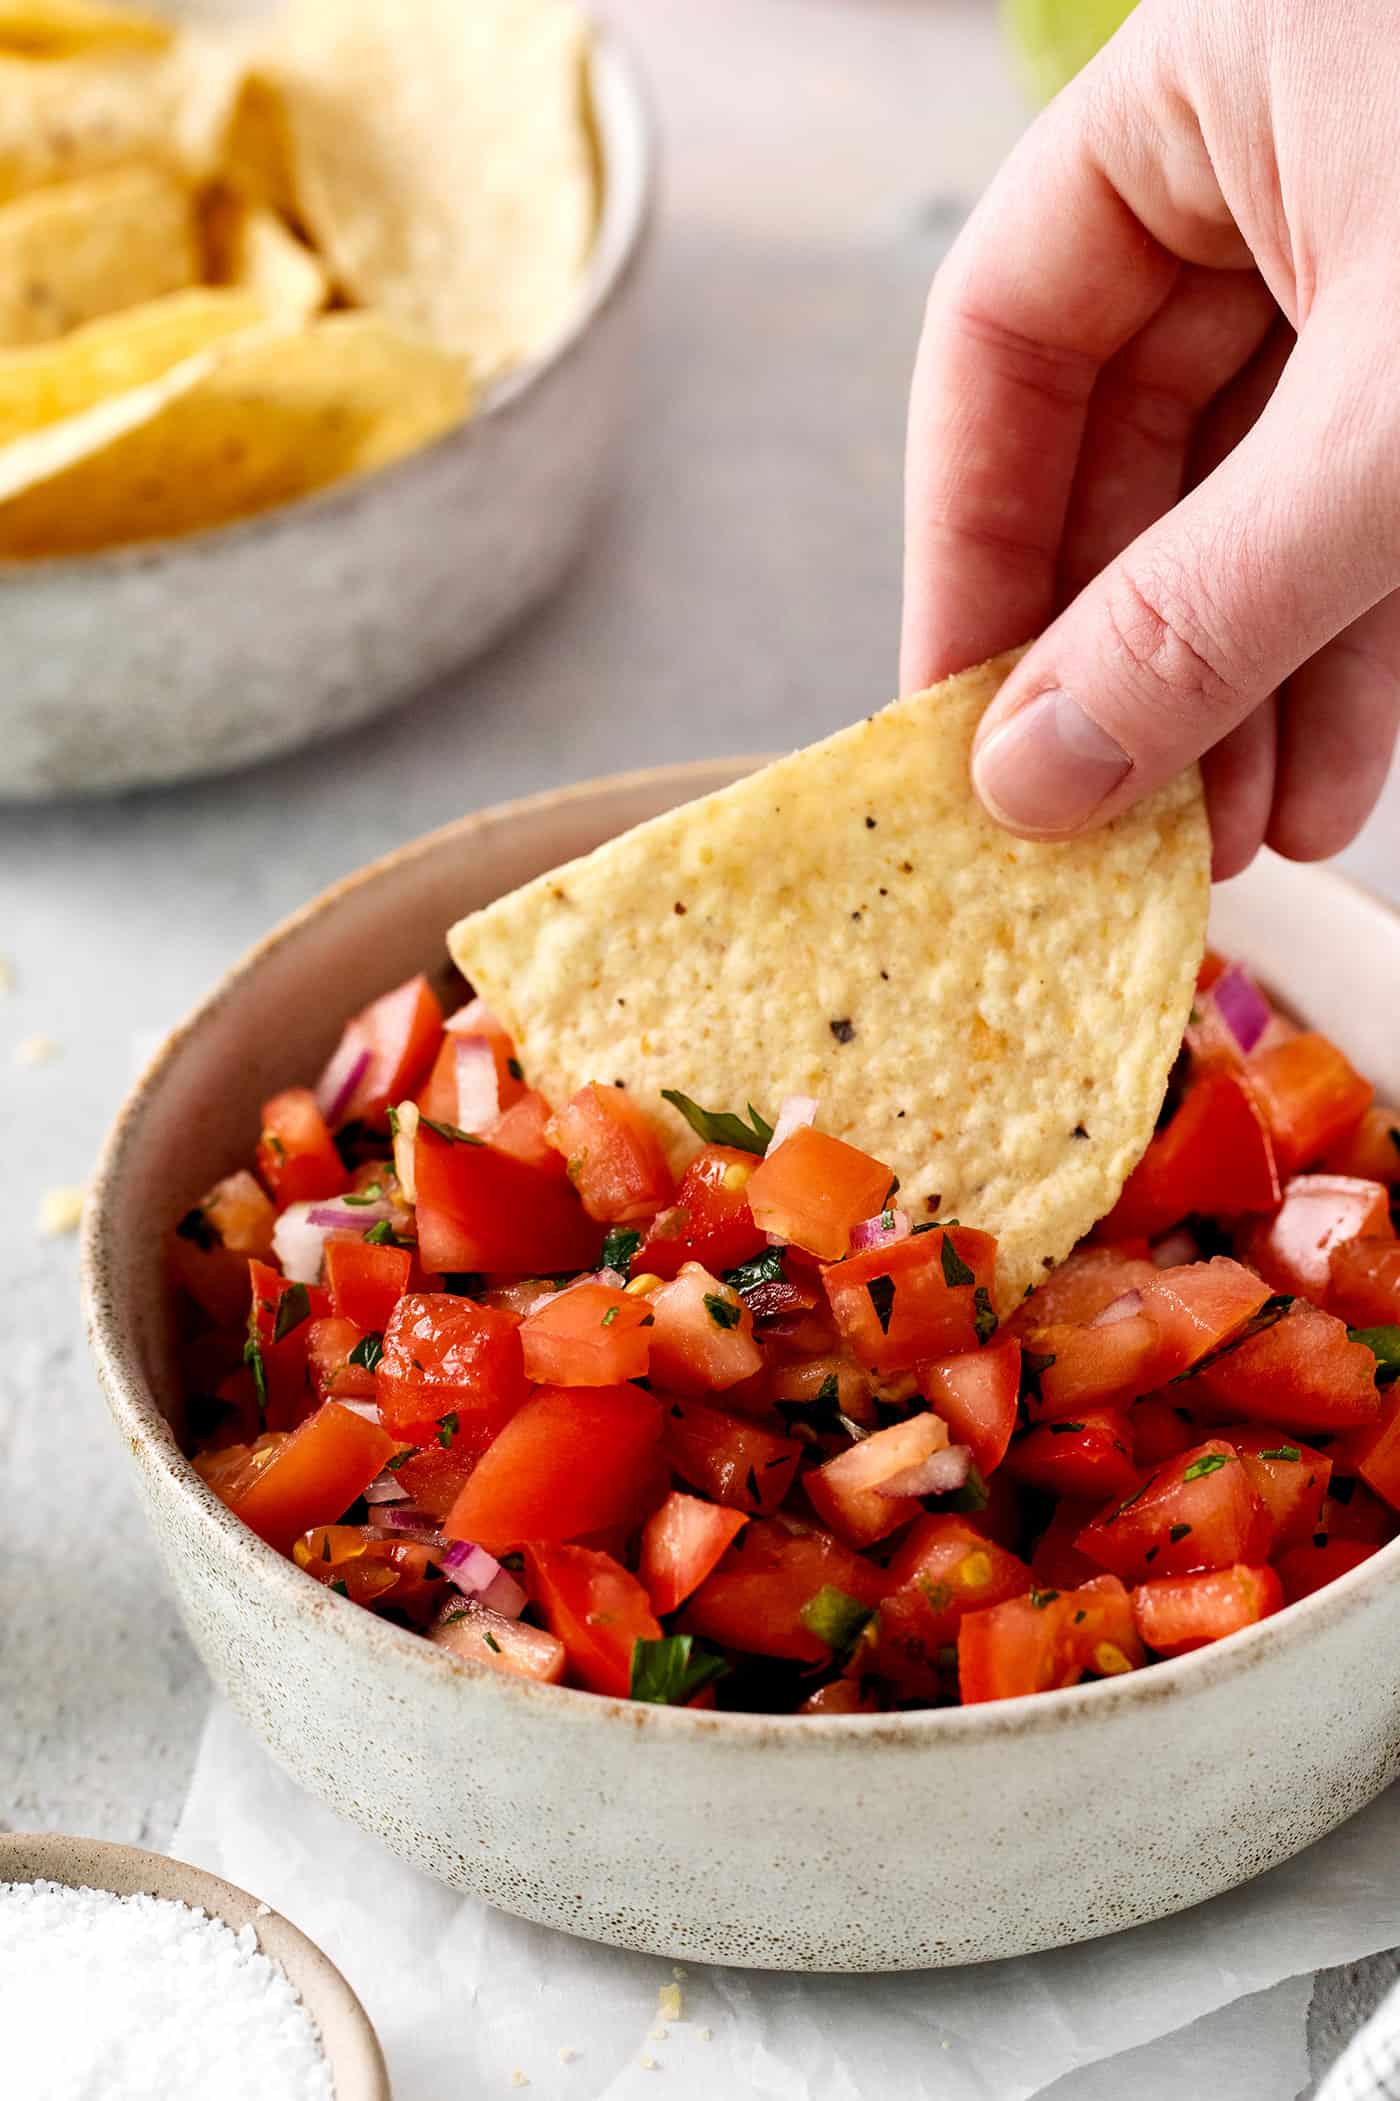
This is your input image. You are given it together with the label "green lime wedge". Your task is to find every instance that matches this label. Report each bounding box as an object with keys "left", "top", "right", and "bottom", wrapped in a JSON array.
[{"left": 1001, "top": 0, "right": 1138, "bottom": 103}]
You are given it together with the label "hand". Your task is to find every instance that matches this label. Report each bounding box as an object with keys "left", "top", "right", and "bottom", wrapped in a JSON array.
[{"left": 901, "top": 0, "right": 1400, "bottom": 876}]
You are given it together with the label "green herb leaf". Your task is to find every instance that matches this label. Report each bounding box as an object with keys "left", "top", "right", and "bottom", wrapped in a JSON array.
[
  {"left": 1174, "top": 1295, "right": 1295, "bottom": 1382},
  {"left": 601, "top": 1226, "right": 643, "bottom": 1275},
  {"left": 866, "top": 1275, "right": 896, "bottom": 1333},
  {"left": 419, "top": 1116, "right": 484, "bottom": 1146},
  {"left": 798, "top": 1585, "right": 873, "bottom": 1655},
  {"left": 242, "top": 1335, "right": 268, "bottom": 1416},
  {"left": 384, "top": 1446, "right": 416, "bottom": 1471},
  {"left": 629, "top": 1633, "right": 730, "bottom": 1706},
  {"left": 601, "top": 1306, "right": 619, "bottom": 1328},
  {"left": 1349, "top": 1326, "right": 1400, "bottom": 1384},
  {"left": 1182, "top": 1451, "right": 1230, "bottom": 1482},
  {"left": 437, "top": 1410, "right": 459, "bottom": 1449},
  {"left": 175, "top": 1205, "right": 216, "bottom": 1251},
  {"left": 1257, "top": 1445, "right": 1302, "bottom": 1463},
  {"left": 330, "top": 1579, "right": 349, "bottom": 1597},
  {"left": 1021, "top": 1349, "right": 1055, "bottom": 1400},
  {"left": 321, "top": 1532, "right": 332, "bottom": 1561},
  {"left": 973, "top": 1285, "right": 998, "bottom": 1344},
  {"left": 724, "top": 1246, "right": 788, "bottom": 1294},
  {"left": 660, "top": 1089, "right": 773, "bottom": 1156},
  {"left": 483, "top": 1631, "right": 503, "bottom": 1655},
  {"left": 272, "top": 1281, "right": 311, "bottom": 1344},
  {"left": 363, "top": 1219, "right": 412, "bottom": 1248},
  {"left": 1168, "top": 1522, "right": 1193, "bottom": 1542},
  {"left": 348, "top": 1331, "right": 384, "bottom": 1373},
  {"left": 940, "top": 1233, "right": 975, "bottom": 1289},
  {"left": 1029, "top": 1587, "right": 1059, "bottom": 1610},
  {"left": 704, "top": 1293, "right": 742, "bottom": 1330},
  {"left": 774, "top": 1371, "right": 845, "bottom": 1438},
  {"left": 341, "top": 1183, "right": 386, "bottom": 1207}
]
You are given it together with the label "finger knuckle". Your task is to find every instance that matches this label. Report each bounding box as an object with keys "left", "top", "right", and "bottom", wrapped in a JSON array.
[{"left": 1102, "top": 556, "right": 1243, "bottom": 727}]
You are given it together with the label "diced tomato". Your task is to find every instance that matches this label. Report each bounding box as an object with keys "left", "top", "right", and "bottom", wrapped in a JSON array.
[
  {"left": 413, "top": 1119, "right": 601, "bottom": 1276},
  {"left": 1074, "top": 1438, "right": 1269, "bottom": 1583},
  {"left": 1329, "top": 1240, "right": 1400, "bottom": 1327},
  {"left": 1131, "top": 1563, "right": 1281, "bottom": 1656},
  {"left": 1130, "top": 1393, "right": 1201, "bottom": 1466},
  {"left": 768, "top": 1351, "right": 870, "bottom": 1425},
  {"left": 375, "top": 1290, "right": 527, "bottom": 1443},
  {"left": 821, "top": 1226, "right": 997, "bottom": 1374},
  {"left": 429, "top": 1595, "right": 567, "bottom": 1683},
  {"left": 295, "top": 1527, "right": 443, "bottom": 1622},
  {"left": 639, "top": 1491, "right": 749, "bottom": 1615},
  {"left": 1028, "top": 1501, "right": 1101, "bottom": 1590},
  {"left": 806, "top": 1411, "right": 952, "bottom": 1548},
  {"left": 419, "top": 1002, "right": 525, "bottom": 1127},
  {"left": 1008, "top": 1245, "right": 1156, "bottom": 1336},
  {"left": 964, "top": 1464, "right": 1025, "bottom": 1553},
  {"left": 1189, "top": 1299, "right": 1381, "bottom": 1434},
  {"left": 798, "top": 1679, "right": 878, "bottom": 1715},
  {"left": 1247, "top": 1032, "right": 1372, "bottom": 1177},
  {"left": 546, "top": 1084, "right": 675, "bottom": 1224},
  {"left": 1320, "top": 1476, "right": 1396, "bottom": 1544},
  {"left": 1275, "top": 1535, "right": 1382, "bottom": 1603},
  {"left": 247, "top": 1259, "right": 331, "bottom": 1429},
  {"left": 414, "top": 1037, "right": 463, "bottom": 1126},
  {"left": 318, "top": 973, "right": 443, "bottom": 1131},
  {"left": 1237, "top": 1175, "right": 1394, "bottom": 1305},
  {"left": 920, "top": 1335, "right": 1021, "bottom": 1475},
  {"left": 388, "top": 1440, "right": 473, "bottom": 1519},
  {"left": 204, "top": 1170, "right": 276, "bottom": 1257},
  {"left": 746, "top": 1127, "right": 894, "bottom": 1262},
  {"left": 1061, "top": 1572, "right": 1145, "bottom": 1678},
  {"left": 194, "top": 1429, "right": 285, "bottom": 1506},
  {"left": 256, "top": 1087, "right": 348, "bottom": 1209},
  {"left": 519, "top": 1280, "right": 654, "bottom": 1386},
  {"left": 1219, "top": 1425, "right": 1332, "bottom": 1552},
  {"left": 873, "top": 1516, "right": 1030, "bottom": 1696},
  {"left": 1324, "top": 1104, "right": 1400, "bottom": 1185},
  {"left": 524, "top": 1541, "right": 661, "bottom": 1696},
  {"left": 680, "top": 1517, "right": 886, "bottom": 1663},
  {"left": 1101, "top": 1070, "right": 1280, "bottom": 1239},
  {"left": 445, "top": 1383, "right": 663, "bottom": 1553},
  {"left": 1333, "top": 1390, "right": 1400, "bottom": 1513},
  {"left": 167, "top": 1174, "right": 277, "bottom": 1326},
  {"left": 1003, "top": 1409, "right": 1139, "bottom": 1502},
  {"left": 323, "top": 1238, "right": 412, "bottom": 1332},
  {"left": 1029, "top": 1258, "right": 1271, "bottom": 1420},
  {"left": 957, "top": 1574, "right": 1140, "bottom": 1703},
  {"left": 304, "top": 1315, "right": 377, "bottom": 1404},
  {"left": 488, "top": 1089, "right": 567, "bottom": 1174},
  {"left": 661, "top": 1394, "right": 801, "bottom": 1515},
  {"left": 646, "top": 1263, "right": 762, "bottom": 1394},
  {"left": 634, "top": 1145, "right": 768, "bottom": 1280},
  {"left": 230, "top": 1401, "right": 395, "bottom": 1555}
]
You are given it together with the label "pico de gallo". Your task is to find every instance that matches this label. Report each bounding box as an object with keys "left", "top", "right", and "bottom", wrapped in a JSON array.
[{"left": 168, "top": 953, "right": 1400, "bottom": 1712}]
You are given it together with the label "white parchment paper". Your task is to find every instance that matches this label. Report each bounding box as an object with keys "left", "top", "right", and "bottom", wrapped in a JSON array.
[{"left": 173, "top": 1703, "right": 1400, "bottom": 2101}]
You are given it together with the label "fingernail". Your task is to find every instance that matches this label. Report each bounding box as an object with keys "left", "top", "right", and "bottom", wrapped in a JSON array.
[{"left": 973, "top": 688, "right": 1132, "bottom": 833}]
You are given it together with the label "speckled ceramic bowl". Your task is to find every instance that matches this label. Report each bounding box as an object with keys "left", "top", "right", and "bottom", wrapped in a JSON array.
[
  {"left": 82, "top": 765, "right": 1400, "bottom": 1971},
  {"left": 0, "top": 1831, "right": 389, "bottom": 2099},
  {"left": 0, "top": 26, "right": 652, "bottom": 802}
]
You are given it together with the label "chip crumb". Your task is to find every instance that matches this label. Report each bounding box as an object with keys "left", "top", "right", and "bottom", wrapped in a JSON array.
[
  {"left": 0, "top": 957, "right": 13, "bottom": 993},
  {"left": 657, "top": 1982, "right": 683, "bottom": 2022},
  {"left": 671, "top": 1965, "right": 687, "bottom": 1979},
  {"left": 698, "top": 2027, "right": 712, "bottom": 2042},
  {"left": 37, "top": 1185, "right": 85, "bottom": 1236},
  {"left": 557, "top": 2046, "right": 577, "bottom": 2064},
  {"left": 637, "top": 2056, "right": 657, "bottom": 2072},
  {"left": 14, "top": 1032, "right": 59, "bottom": 1065},
  {"left": 509, "top": 2073, "right": 529, "bottom": 2090}
]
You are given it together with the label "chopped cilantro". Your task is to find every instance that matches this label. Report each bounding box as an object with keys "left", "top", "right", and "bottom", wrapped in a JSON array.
[
  {"left": 175, "top": 1205, "right": 216, "bottom": 1251},
  {"left": 272, "top": 1281, "right": 311, "bottom": 1343},
  {"left": 723, "top": 1247, "right": 788, "bottom": 1294},
  {"left": 363, "top": 1219, "right": 412, "bottom": 1247},
  {"left": 629, "top": 1633, "right": 729, "bottom": 1705},
  {"left": 774, "top": 1372, "right": 844, "bottom": 1437},
  {"left": 330, "top": 1580, "right": 349, "bottom": 1598},
  {"left": 1168, "top": 1522, "right": 1193, "bottom": 1542},
  {"left": 940, "top": 1233, "right": 975, "bottom": 1288},
  {"left": 866, "top": 1274, "right": 896, "bottom": 1333},
  {"left": 1258, "top": 1445, "right": 1302, "bottom": 1463},
  {"left": 660, "top": 1089, "right": 773, "bottom": 1156},
  {"left": 483, "top": 1631, "right": 503, "bottom": 1655},
  {"left": 973, "top": 1286, "right": 998, "bottom": 1344},
  {"left": 601, "top": 1306, "right": 619, "bottom": 1328},
  {"left": 384, "top": 1446, "right": 416, "bottom": 1471},
  {"left": 1182, "top": 1452, "right": 1230, "bottom": 1482},
  {"left": 419, "top": 1116, "right": 484, "bottom": 1145},
  {"left": 1029, "top": 1587, "right": 1059, "bottom": 1610},
  {"left": 917, "top": 1578, "right": 954, "bottom": 1614},
  {"left": 601, "top": 1226, "right": 643, "bottom": 1275},
  {"left": 507, "top": 1057, "right": 525, "bottom": 1082},
  {"left": 1349, "top": 1326, "right": 1400, "bottom": 1384},
  {"left": 798, "top": 1585, "right": 872, "bottom": 1655},
  {"left": 437, "top": 1411, "right": 459, "bottom": 1449},
  {"left": 1176, "top": 1295, "right": 1294, "bottom": 1381},
  {"left": 439, "top": 1606, "right": 469, "bottom": 1626},
  {"left": 242, "top": 1335, "right": 268, "bottom": 1417},
  {"left": 1049, "top": 1421, "right": 1086, "bottom": 1434},
  {"left": 704, "top": 1293, "right": 742, "bottom": 1330},
  {"left": 342, "top": 1183, "right": 386, "bottom": 1206},
  {"left": 1021, "top": 1349, "right": 1056, "bottom": 1400},
  {"left": 745, "top": 1464, "right": 761, "bottom": 1504},
  {"left": 348, "top": 1331, "right": 384, "bottom": 1373}
]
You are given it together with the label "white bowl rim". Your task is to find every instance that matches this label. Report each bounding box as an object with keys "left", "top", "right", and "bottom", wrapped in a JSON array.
[
  {"left": 81, "top": 757, "right": 1400, "bottom": 1752},
  {"left": 0, "top": 18, "right": 655, "bottom": 582}
]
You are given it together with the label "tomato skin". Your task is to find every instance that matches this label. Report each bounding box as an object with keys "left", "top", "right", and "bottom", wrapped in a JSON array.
[
  {"left": 646, "top": 1264, "right": 763, "bottom": 1394},
  {"left": 1237, "top": 1175, "right": 1394, "bottom": 1306},
  {"left": 873, "top": 1516, "right": 1030, "bottom": 1697},
  {"left": 661, "top": 1394, "right": 802, "bottom": 1515},
  {"left": 746, "top": 1127, "right": 894, "bottom": 1262},
  {"left": 1008, "top": 1245, "right": 1156, "bottom": 1335},
  {"left": 524, "top": 1541, "right": 661, "bottom": 1697},
  {"left": 247, "top": 1260, "right": 332, "bottom": 1429},
  {"left": 806, "top": 1411, "right": 952, "bottom": 1549},
  {"left": 821, "top": 1226, "right": 998, "bottom": 1374},
  {"left": 957, "top": 1575, "right": 1141, "bottom": 1703},
  {"left": 636, "top": 1145, "right": 768, "bottom": 1280},
  {"left": 320, "top": 973, "right": 444, "bottom": 1131},
  {"left": 1101, "top": 1070, "right": 1281, "bottom": 1239},
  {"left": 230, "top": 1401, "right": 395, "bottom": 1556},
  {"left": 519, "top": 1281, "right": 654, "bottom": 1387},
  {"left": 1275, "top": 1535, "right": 1381, "bottom": 1603},
  {"left": 547, "top": 1084, "right": 676, "bottom": 1224},
  {"left": 1333, "top": 1390, "right": 1400, "bottom": 1513},
  {"left": 1329, "top": 1239, "right": 1400, "bottom": 1326},
  {"left": 1075, "top": 1439, "right": 1269, "bottom": 1583},
  {"left": 1189, "top": 1299, "right": 1381, "bottom": 1434},
  {"left": 1003, "top": 1409, "right": 1139, "bottom": 1502},
  {"left": 1247, "top": 1031, "right": 1373, "bottom": 1177},
  {"left": 1218, "top": 1425, "right": 1332, "bottom": 1552},
  {"left": 639, "top": 1492, "right": 749, "bottom": 1615},
  {"left": 256, "top": 1088, "right": 348, "bottom": 1209},
  {"left": 1131, "top": 1563, "right": 1282, "bottom": 1656},
  {"left": 375, "top": 1291, "right": 528, "bottom": 1443},
  {"left": 679, "top": 1517, "right": 886, "bottom": 1663},
  {"left": 304, "top": 1315, "right": 377, "bottom": 1404},
  {"left": 168, "top": 1173, "right": 277, "bottom": 1326},
  {"left": 413, "top": 1120, "right": 601, "bottom": 1277},
  {"left": 1323, "top": 1105, "right": 1400, "bottom": 1185},
  {"left": 919, "top": 1336, "right": 1021, "bottom": 1475},
  {"left": 444, "top": 1383, "right": 663, "bottom": 1554},
  {"left": 323, "top": 1239, "right": 412, "bottom": 1332},
  {"left": 488, "top": 1089, "right": 567, "bottom": 1174},
  {"left": 429, "top": 1595, "right": 566, "bottom": 1683}
]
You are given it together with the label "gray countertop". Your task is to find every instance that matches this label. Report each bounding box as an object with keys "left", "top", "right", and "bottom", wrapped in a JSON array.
[{"left": 1, "top": 1, "right": 1395, "bottom": 2087}]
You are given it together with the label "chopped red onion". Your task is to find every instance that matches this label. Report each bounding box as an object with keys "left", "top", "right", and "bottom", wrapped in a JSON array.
[
  {"left": 440, "top": 1538, "right": 527, "bottom": 1619},
  {"left": 316, "top": 1038, "right": 371, "bottom": 1128},
  {"left": 1210, "top": 965, "right": 1271, "bottom": 1056},
  {"left": 392, "top": 1098, "right": 418, "bottom": 1202},
  {"left": 878, "top": 1443, "right": 972, "bottom": 1499},
  {"left": 368, "top": 1505, "right": 442, "bottom": 1545},
  {"left": 364, "top": 1470, "right": 410, "bottom": 1504},
  {"left": 1092, "top": 1288, "right": 1144, "bottom": 1326},
  {"left": 1150, "top": 1229, "right": 1200, "bottom": 1270},
  {"left": 337, "top": 1398, "right": 381, "bottom": 1422},
  {"left": 271, "top": 1201, "right": 330, "bottom": 1284},
  {"left": 306, "top": 1197, "right": 398, "bottom": 1231},
  {"left": 444, "top": 997, "right": 501, "bottom": 1038},
  {"left": 849, "top": 1206, "right": 911, "bottom": 1253},
  {"left": 765, "top": 1095, "right": 819, "bottom": 1157},
  {"left": 454, "top": 1037, "right": 500, "bottom": 1133}
]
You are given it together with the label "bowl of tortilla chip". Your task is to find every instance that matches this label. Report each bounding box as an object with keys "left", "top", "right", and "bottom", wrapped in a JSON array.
[
  {"left": 0, "top": 0, "right": 652, "bottom": 798},
  {"left": 83, "top": 659, "right": 1400, "bottom": 1970}
]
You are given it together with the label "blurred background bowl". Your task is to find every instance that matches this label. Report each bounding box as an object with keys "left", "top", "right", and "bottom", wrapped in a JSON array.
[{"left": 0, "top": 23, "right": 653, "bottom": 803}]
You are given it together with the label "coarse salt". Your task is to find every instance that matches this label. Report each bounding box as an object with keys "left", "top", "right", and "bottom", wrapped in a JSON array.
[{"left": 0, "top": 1880, "right": 334, "bottom": 2101}]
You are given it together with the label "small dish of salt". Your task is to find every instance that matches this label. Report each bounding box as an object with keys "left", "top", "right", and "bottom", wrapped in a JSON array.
[{"left": 0, "top": 1832, "right": 389, "bottom": 2101}]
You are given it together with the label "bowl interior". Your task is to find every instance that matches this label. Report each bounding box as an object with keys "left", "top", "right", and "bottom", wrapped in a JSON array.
[{"left": 0, "top": 1832, "right": 389, "bottom": 2101}]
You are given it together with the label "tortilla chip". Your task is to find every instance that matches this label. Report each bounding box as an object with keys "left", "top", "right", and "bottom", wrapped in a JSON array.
[
  {"left": 0, "top": 49, "right": 183, "bottom": 201},
  {"left": 448, "top": 655, "right": 1210, "bottom": 1311},
  {"left": 204, "top": 192, "right": 328, "bottom": 320},
  {"left": 0, "top": 0, "right": 170, "bottom": 55},
  {"left": 0, "top": 161, "right": 198, "bottom": 346},
  {"left": 274, "top": 0, "right": 596, "bottom": 378},
  {"left": 216, "top": 66, "right": 299, "bottom": 221},
  {"left": 0, "top": 311, "right": 471, "bottom": 555},
  {"left": 0, "top": 287, "right": 272, "bottom": 446}
]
